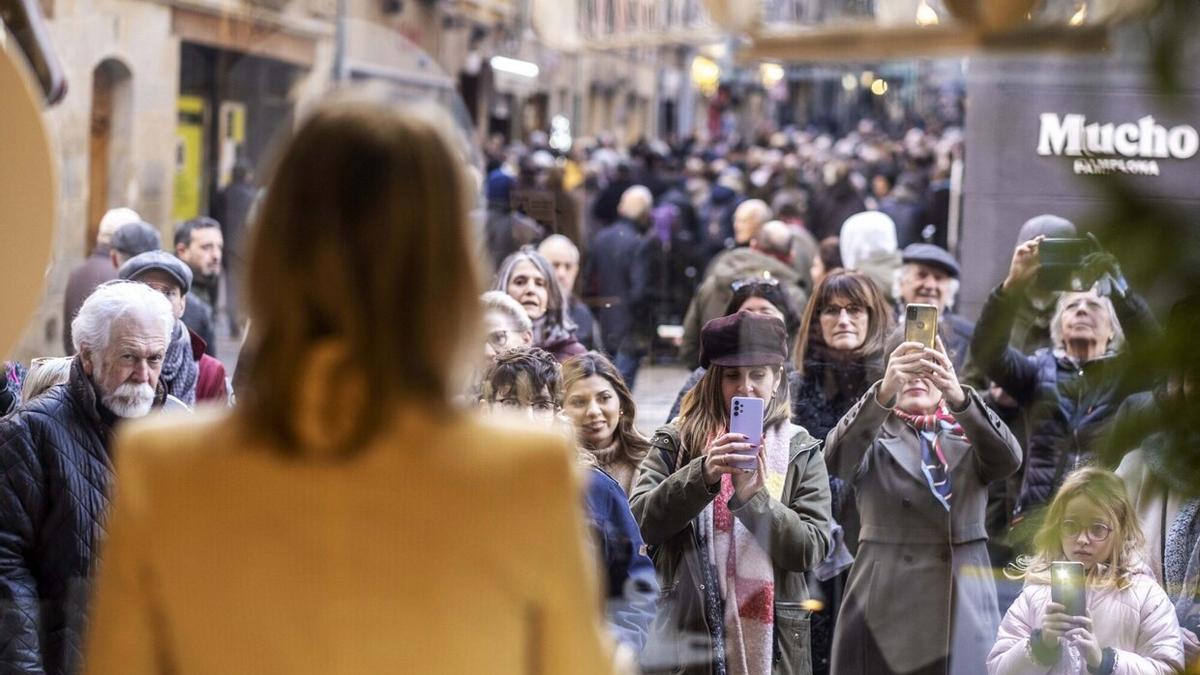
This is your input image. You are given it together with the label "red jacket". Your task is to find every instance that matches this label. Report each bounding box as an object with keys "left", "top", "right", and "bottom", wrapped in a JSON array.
[{"left": 189, "top": 330, "right": 229, "bottom": 404}]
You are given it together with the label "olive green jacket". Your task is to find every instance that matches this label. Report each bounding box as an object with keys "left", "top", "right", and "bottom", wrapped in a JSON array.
[{"left": 631, "top": 422, "right": 833, "bottom": 675}]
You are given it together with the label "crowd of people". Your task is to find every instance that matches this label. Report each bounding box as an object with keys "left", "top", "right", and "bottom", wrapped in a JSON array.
[{"left": 0, "top": 92, "right": 1196, "bottom": 675}]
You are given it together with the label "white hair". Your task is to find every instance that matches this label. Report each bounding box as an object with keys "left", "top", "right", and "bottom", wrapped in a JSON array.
[
  {"left": 480, "top": 290, "right": 532, "bottom": 333},
  {"left": 97, "top": 207, "right": 141, "bottom": 246},
  {"left": 840, "top": 211, "right": 898, "bottom": 270},
  {"left": 1049, "top": 288, "right": 1125, "bottom": 353},
  {"left": 893, "top": 263, "right": 961, "bottom": 310},
  {"left": 538, "top": 234, "right": 579, "bottom": 262},
  {"left": 617, "top": 185, "right": 653, "bottom": 221},
  {"left": 71, "top": 281, "right": 174, "bottom": 356}
]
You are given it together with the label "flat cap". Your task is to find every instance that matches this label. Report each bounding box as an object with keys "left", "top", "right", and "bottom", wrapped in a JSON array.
[
  {"left": 902, "top": 243, "right": 960, "bottom": 279},
  {"left": 111, "top": 221, "right": 162, "bottom": 256},
  {"left": 118, "top": 250, "right": 192, "bottom": 293},
  {"left": 699, "top": 311, "right": 788, "bottom": 368}
]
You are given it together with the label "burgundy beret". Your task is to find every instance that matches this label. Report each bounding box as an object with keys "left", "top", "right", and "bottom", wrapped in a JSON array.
[{"left": 699, "top": 311, "right": 788, "bottom": 368}]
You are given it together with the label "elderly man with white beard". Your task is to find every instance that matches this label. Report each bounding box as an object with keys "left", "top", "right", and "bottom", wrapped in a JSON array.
[{"left": 0, "top": 281, "right": 173, "bottom": 675}]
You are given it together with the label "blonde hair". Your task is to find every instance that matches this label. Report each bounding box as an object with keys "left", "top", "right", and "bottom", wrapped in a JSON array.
[
  {"left": 1007, "top": 467, "right": 1145, "bottom": 589},
  {"left": 22, "top": 357, "right": 72, "bottom": 401},
  {"left": 239, "top": 93, "right": 481, "bottom": 452},
  {"left": 675, "top": 364, "right": 790, "bottom": 464}
]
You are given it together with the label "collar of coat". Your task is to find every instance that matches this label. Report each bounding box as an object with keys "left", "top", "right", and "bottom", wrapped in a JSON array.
[{"left": 878, "top": 401, "right": 973, "bottom": 486}]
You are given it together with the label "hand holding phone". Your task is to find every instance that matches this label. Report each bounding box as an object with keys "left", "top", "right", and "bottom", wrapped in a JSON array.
[
  {"left": 904, "top": 303, "right": 938, "bottom": 350},
  {"left": 1051, "top": 561, "right": 1087, "bottom": 617},
  {"left": 728, "top": 396, "right": 764, "bottom": 471}
]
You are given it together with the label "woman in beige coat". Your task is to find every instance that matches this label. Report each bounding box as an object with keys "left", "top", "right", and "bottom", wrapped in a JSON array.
[
  {"left": 82, "top": 95, "right": 618, "bottom": 674},
  {"left": 826, "top": 338, "right": 1022, "bottom": 675}
]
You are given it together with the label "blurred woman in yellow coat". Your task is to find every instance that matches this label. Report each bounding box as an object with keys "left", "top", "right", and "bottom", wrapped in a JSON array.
[{"left": 82, "top": 92, "right": 620, "bottom": 675}]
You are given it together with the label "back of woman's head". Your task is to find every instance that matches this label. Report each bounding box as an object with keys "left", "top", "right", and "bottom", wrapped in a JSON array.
[
  {"left": 561, "top": 351, "right": 648, "bottom": 457},
  {"left": 242, "top": 94, "right": 481, "bottom": 451},
  {"left": 1016, "top": 466, "right": 1145, "bottom": 588},
  {"left": 22, "top": 356, "right": 72, "bottom": 402},
  {"left": 794, "top": 268, "right": 893, "bottom": 370}
]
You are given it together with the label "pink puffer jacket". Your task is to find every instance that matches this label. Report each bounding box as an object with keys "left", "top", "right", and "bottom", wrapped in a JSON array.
[{"left": 988, "top": 571, "right": 1183, "bottom": 675}]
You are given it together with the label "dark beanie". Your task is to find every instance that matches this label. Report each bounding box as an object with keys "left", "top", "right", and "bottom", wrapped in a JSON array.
[
  {"left": 486, "top": 169, "right": 514, "bottom": 205},
  {"left": 699, "top": 311, "right": 788, "bottom": 368}
]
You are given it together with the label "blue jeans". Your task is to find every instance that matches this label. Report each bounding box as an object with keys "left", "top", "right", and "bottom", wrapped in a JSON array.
[{"left": 614, "top": 349, "right": 644, "bottom": 390}]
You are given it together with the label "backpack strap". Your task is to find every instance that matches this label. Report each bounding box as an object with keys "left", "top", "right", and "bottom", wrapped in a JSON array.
[{"left": 650, "top": 425, "right": 685, "bottom": 475}]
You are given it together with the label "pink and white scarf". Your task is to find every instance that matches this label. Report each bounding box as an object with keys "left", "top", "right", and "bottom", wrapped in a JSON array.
[{"left": 699, "top": 423, "right": 794, "bottom": 675}]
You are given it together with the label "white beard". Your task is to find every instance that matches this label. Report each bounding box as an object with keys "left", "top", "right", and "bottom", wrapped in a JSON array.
[{"left": 102, "top": 382, "right": 156, "bottom": 418}]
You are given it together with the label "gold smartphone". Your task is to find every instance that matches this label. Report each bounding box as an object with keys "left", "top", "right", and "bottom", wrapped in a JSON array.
[{"left": 904, "top": 303, "right": 938, "bottom": 349}]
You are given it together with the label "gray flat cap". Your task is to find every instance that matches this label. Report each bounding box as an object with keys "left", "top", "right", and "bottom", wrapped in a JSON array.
[
  {"left": 118, "top": 250, "right": 192, "bottom": 293},
  {"left": 111, "top": 221, "right": 162, "bottom": 256},
  {"left": 901, "top": 243, "right": 960, "bottom": 279},
  {"left": 1018, "top": 214, "right": 1076, "bottom": 244}
]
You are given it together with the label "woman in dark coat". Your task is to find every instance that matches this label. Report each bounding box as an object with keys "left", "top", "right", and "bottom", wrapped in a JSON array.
[
  {"left": 825, "top": 338, "right": 1021, "bottom": 675},
  {"left": 787, "top": 269, "right": 894, "bottom": 675}
]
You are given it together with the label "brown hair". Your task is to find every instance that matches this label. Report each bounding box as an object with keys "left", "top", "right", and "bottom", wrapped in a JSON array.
[
  {"left": 1007, "top": 466, "right": 1145, "bottom": 589},
  {"left": 793, "top": 268, "right": 894, "bottom": 373},
  {"left": 561, "top": 352, "right": 650, "bottom": 462},
  {"left": 676, "top": 364, "right": 790, "bottom": 464},
  {"left": 239, "top": 94, "right": 481, "bottom": 453}
]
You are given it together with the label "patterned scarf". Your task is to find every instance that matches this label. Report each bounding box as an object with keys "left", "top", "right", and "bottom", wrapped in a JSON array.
[
  {"left": 699, "top": 424, "right": 792, "bottom": 675},
  {"left": 161, "top": 321, "right": 198, "bottom": 406},
  {"left": 893, "top": 404, "right": 966, "bottom": 511},
  {"left": 1164, "top": 497, "right": 1200, "bottom": 633}
]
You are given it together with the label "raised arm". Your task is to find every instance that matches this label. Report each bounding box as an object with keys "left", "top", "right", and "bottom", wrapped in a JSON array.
[{"left": 948, "top": 387, "right": 1023, "bottom": 485}]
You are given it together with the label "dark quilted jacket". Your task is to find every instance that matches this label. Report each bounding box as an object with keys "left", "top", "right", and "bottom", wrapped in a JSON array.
[
  {"left": 971, "top": 285, "right": 1159, "bottom": 520},
  {"left": 0, "top": 357, "right": 159, "bottom": 675}
]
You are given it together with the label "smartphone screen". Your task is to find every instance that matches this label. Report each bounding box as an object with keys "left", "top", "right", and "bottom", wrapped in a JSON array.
[
  {"left": 728, "top": 396, "right": 764, "bottom": 471},
  {"left": 1037, "top": 238, "right": 1093, "bottom": 291},
  {"left": 904, "top": 303, "right": 938, "bottom": 350},
  {"left": 1050, "top": 561, "right": 1087, "bottom": 617}
]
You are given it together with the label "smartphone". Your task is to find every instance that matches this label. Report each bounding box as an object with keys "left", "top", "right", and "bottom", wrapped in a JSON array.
[
  {"left": 1050, "top": 561, "right": 1087, "bottom": 617},
  {"left": 728, "top": 396, "right": 764, "bottom": 471},
  {"left": 904, "top": 303, "right": 938, "bottom": 350},
  {"left": 1037, "top": 238, "right": 1094, "bottom": 291}
]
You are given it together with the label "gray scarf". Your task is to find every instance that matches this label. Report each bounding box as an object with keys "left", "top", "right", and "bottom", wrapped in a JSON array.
[{"left": 161, "top": 321, "right": 198, "bottom": 406}]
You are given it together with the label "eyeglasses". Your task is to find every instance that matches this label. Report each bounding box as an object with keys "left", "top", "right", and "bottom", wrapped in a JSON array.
[
  {"left": 496, "top": 397, "right": 558, "bottom": 417},
  {"left": 731, "top": 276, "right": 780, "bottom": 292},
  {"left": 820, "top": 303, "right": 867, "bottom": 318},
  {"left": 1060, "top": 520, "right": 1113, "bottom": 542},
  {"left": 487, "top": 329, "right": 518, "bottom": 350}
]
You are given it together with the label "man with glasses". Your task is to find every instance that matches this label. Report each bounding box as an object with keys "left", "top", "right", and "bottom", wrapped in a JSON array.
[
  {"left": 679, "top": 219, "right": 809, "bottom": 367},
  {"left": 118, "top": 251, "right": 229, "bottom": 405}
]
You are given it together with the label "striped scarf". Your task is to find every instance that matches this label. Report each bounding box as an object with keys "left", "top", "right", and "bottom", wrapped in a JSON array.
[
  {"left": 893, "top": 405, "right": 965, "bottom": 511},
  {"left": 699, "top": 424, "right": 792, "bottom": 675}
]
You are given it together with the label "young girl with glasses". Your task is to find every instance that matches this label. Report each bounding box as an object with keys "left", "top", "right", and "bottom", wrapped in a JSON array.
[{"left": 988, "top": 467, "right": 1183, "bottom": 674}]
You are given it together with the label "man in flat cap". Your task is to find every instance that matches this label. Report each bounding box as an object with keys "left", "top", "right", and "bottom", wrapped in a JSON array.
[
  {"left": 119, "top": 251, "right": 229, "bottom": 405},
  {"left": 109, "top": 220, "right": 162, "bottom": 269},
  {"left": 893, "top": 242, "right": 976, "bottom": 379}
]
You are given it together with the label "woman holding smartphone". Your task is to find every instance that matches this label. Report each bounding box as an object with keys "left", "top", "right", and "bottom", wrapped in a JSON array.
[
  {"left": 825, "top": 337, "right": 1022, "bottom": 675},
  {"left": 631, "top": 311, "right": 832, "bottom": 675}
]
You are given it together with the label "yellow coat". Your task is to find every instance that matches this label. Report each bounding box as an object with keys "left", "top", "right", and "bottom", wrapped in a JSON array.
[{"left": 83, "top": 407, "right": 618, "bottom": 674}]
